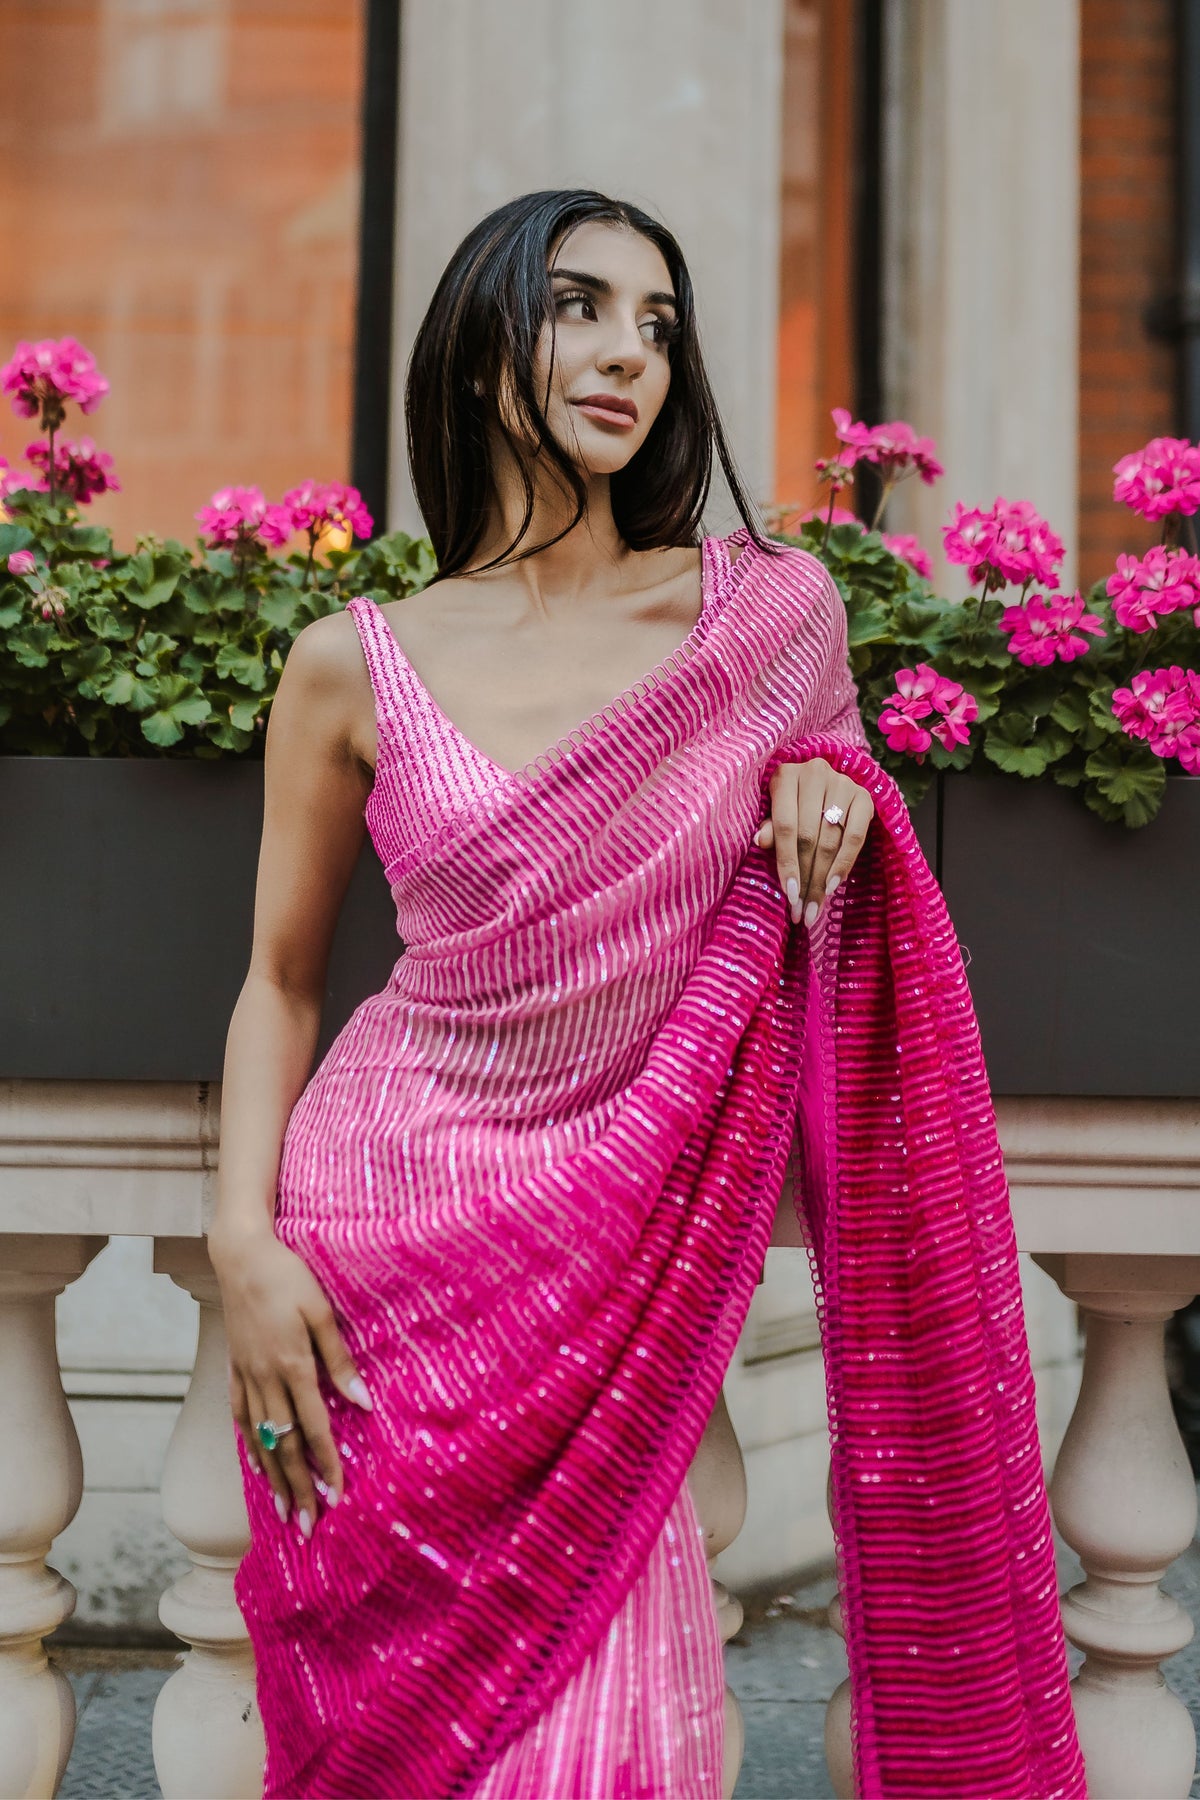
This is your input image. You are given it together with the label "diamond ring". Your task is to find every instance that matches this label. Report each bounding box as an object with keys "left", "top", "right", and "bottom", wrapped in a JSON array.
[
  {"left": 255, "top": 1419, "right": 296, "bottom": 1452},
  {"left": 822, "top": 804, "right": 847, "bottom": 827}
]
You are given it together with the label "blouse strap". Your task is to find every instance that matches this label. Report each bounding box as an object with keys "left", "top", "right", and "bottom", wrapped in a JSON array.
[{"left": 345, "top": 594, "right": 410, "bottom": 761}]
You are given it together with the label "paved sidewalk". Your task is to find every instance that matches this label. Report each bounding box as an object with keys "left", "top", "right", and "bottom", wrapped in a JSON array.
[{"left": 50, "top": 1538, "right": 1200, "bottom": 1799}]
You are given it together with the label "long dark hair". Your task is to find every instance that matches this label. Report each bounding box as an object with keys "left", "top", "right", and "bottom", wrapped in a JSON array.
[{"left": 404, "top": 188, "right": 786, "bottom": 577}]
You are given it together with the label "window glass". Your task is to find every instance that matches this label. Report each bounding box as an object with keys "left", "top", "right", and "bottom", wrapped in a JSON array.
[
  {"left": 0, "top": 0, "right": 365, "bottom": 546},
  {"left": 776, "top": 0, "right": 857, "bottom": 517}
]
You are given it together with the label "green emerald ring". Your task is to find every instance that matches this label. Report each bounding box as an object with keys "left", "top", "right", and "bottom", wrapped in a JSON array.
[{"left": 255, "top": 1419, "right": 296, "bottom": 1452}]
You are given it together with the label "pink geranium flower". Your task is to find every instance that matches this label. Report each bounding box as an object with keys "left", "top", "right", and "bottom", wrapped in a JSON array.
[
  {"left": 878, "top": 663, "right": 978, "bottom": 758},
  {"left": 1105, "top": 547, "right": 1200, "bottom": 631},
  {"left": 24, "top": 436, "right": 120, "bottom": 505},
  {"left": 800, "top": 504, "right": 859, "bottom": 528},
  {"left": 1112, "top": 666, "right": 1200, "bottom": 766},
  {"left": 196, "top": 485, "right": 274, "bottom": 549},
  {"left": 1, "top": 337, "right": 109, "bottom": 424},
  {"left": 942, "top": 496, "right": 1064, "bottom": 592},
  {"left": 831, "top": 409, "right": 943, "bottom": 485},
  {"left": 1000, "top": 591, "right": 1106, "bottom": 666},
  {"left": 881, "top": 532, "right": 933, "bottom": 579},
  {"left": 276, "top": 479, "right": 374, "bottom": 544},
  {"left": 7, "top": 549, "right": 37, "bottom": 577},
  {"left": 1112, "top": 437, "right": 1200, "bottom": 521}
]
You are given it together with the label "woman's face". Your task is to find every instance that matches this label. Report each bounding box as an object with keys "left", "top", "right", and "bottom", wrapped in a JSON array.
[{"left": 499, "top": 220, "right": 679, "bottom": 476}]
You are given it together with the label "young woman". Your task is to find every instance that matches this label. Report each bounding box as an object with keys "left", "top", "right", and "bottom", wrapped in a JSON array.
[{"left": 209, "top": 191, "right": 1085, "bottom": 1800}]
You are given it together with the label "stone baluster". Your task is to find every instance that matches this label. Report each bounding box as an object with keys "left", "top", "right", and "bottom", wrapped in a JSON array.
[
  {"left": 1035, "top": 1257, "right": 1198, "bottom": 1800},
  {"left": 688, "top": 1386, "right": 749, "bottom": 1800},
  {"left": 151, "top": 1238, "right": 264, "bottom": 1800},
  {"left": 0, "top": 1233, "right": 106, "bottom": 1799}
]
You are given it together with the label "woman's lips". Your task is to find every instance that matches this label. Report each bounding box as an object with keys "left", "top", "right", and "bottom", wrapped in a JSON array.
[{"left": 571, "top": 402, "right": 637, "bottom": 429}]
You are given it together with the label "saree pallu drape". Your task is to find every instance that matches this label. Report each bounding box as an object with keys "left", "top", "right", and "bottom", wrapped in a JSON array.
[{"left": 232, "top": 537, "right": 1087, "bottom": 1799}]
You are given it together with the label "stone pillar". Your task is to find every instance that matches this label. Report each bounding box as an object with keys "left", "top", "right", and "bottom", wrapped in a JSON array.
[
  {"left": 388, "top": 0, "right": 787, "bottom": 536},
  {"left": 0, "top": 1234, "right": 106, "bottom": 1799},
  {"left": 1036, "top": 1255, "right": 1200, "bottom": 1800},
  {"left": 151, "top": 1238, "right": 263, "bottom": 1800},
  {"left": 880, "top": 0, "right": 1081, "bottom": 590}
]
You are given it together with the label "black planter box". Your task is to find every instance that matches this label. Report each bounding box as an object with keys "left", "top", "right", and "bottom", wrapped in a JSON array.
[
  {"left": 935, "top": 770, "right": 1200, "bottom": 1097},
  {"left": 1, "top": 757, "right": 1193, "bottom": 1095},
  {"left": 0, "top": 757, "right": 398, "bottom": 1081}
]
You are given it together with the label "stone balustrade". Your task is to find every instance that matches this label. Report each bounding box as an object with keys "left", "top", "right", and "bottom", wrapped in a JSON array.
[{"left": 0, "top": 1084, "right": 1196, "bottom": 1798}]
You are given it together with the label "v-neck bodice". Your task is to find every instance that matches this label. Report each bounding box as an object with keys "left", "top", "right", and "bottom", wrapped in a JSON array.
[{"left": 346, "top": 529, "right": 749, "bottom": 875}]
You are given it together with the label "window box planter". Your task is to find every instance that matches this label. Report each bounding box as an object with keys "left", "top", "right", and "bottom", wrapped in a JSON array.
[
  {"left": 5, "top": 756, "right": 1190, "bottom": 1097},
  {"left": 0, "top": 756, "right": 397, "bottom": 1081},
  {"left": 934, "top": 770, "right": 1200, "bottom": 1096}
]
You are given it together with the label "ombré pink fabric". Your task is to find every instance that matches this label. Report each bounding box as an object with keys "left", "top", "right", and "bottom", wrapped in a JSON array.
[{"left": 231, "top": 529, "right": 1087, "bottom": 1799}]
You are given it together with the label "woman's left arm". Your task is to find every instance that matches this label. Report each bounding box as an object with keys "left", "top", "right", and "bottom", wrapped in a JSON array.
[{"left": 754, "top": 561, "right": 876, "bottom": 928}]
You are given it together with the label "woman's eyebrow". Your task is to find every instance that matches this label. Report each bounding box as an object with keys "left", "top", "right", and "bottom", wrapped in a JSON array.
[{"left": 550, "top": 267, "right": 678, "bottom": 309}]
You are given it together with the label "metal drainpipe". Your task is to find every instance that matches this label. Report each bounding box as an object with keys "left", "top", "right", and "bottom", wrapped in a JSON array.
[
  {"left": 1181, "top": 0, "right": 1200, "bottom": 436},
  {"left": 351, "top": 0, "right": 402, "bottom": 535}
]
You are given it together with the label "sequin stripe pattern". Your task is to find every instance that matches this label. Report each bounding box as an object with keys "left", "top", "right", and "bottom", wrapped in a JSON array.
[
  {"left": 786, "top": 734, "right": 1087, "bottom": 1800},
  {"left": 232, "top": 538, "right": 851, "bottom": 1797},
  {"left": 250, "top": 846, "right": 811, "bottom": 1799},
  {"left": 346, "top": 529, "right": 740, "bottom": 891}
]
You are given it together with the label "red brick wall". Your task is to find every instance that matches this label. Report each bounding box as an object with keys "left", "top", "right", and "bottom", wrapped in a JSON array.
[{"left": 1079, "top": 0, "right": 1179, "bottom": 590}]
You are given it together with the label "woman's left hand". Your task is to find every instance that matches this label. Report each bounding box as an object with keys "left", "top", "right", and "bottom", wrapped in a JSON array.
[{"left": 753, "top": 758, "right": 875, "bottom": 927}]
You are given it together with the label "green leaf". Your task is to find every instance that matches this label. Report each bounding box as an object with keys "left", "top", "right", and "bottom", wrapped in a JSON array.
[
  {"left": 257, "top": 591, "right": 301, "bottom": 631},
  {"left": 983, "top": 713, "right": 1073, "bottom": 777},
  {"left": 0, "top": 523, "right": 34, "bottom": 559},
  {"left": 139, "top": 676, "right": 213, "bottom": 747},
  {"left": 100, "top": 668, "right": 159, "bottom": 712},
  {"left": 214, "top": 642, "right": 268, "bottom": 690},
  {"left": 1083, "top": 740, "right": 1166, "bottom": 827},
  {"left": 845, "top": 602, "right": 891, "bottom": 648}
]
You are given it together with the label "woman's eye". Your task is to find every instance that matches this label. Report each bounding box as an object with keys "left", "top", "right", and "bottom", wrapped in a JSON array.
[{"left": 555, "top": 291, "right": 677, "bottom": 348}]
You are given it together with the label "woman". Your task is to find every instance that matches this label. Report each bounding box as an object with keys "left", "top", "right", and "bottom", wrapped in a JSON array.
[{"left": 211, "top": 190, "right": 1085, "bottom": 1799}]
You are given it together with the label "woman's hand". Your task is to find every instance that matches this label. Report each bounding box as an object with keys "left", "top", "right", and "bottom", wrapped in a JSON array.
[
  {"left": 753, "top": 757, "right": 875, "bottom": 926},
  {"left": 210, "top": 1226, "right": 373, "bottom": 1539}
]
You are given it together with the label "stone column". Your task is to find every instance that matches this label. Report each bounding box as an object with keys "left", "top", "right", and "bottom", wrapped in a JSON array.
[
  {"left": 1036, "top": 1254, "right": 1200, "bottom": 1800},
  {"left": 880, "top": 0, "right": 1081, "bottom": 590},
  {"left": 0, "top": 1233, "right": 106, "bottom": 1799},
  {"left": 151, "top": 1237, "right": 263, "bottom": 1800},
  {"left": 388, "top": 0, "right": 787, "bottom": 536}
]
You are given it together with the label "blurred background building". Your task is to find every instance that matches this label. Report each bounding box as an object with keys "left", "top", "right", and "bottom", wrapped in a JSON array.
[{"left": 0, "top": 0, "right": 1187, "bottom": 1635}]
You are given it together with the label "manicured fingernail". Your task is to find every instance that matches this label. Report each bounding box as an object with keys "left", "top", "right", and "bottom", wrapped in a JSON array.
[
  {"left": 348, "top": 1375, "right": 373, "bottom": 1411},
  {"left": 826, "top": 874, "right": 841, "bottom": 896},
  {"left": 804, "top": 900, "right": 820, "bottom": 928},
  {"left": 324, "top": 1485, "right": 340, "bottom": 1507},
  {"left": 313, "top": 1476, "right": 329, "bottom": 1497},
  {"left": 298, "top": 1508, "right": 313, "bottom": 1540},
  {"left": 785, "top": 877, "right": 800, "bottom": 907},
  {"left": 275, "top": 1493, "right": 289, "bottom": 1525}
]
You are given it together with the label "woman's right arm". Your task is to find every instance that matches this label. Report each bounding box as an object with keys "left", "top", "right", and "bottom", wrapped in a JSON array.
[{"left": 208, "top": 608, "right": 379, "bottom": 1535}]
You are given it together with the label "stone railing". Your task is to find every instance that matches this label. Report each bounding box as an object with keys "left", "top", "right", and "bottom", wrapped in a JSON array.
[{"left": 1, "top": 1086, "right": 1197, "bottom": 1799}]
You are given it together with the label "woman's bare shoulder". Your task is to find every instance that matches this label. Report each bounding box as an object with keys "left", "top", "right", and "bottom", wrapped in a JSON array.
[{"left": 270, "top": 606, "right": 377, "bottom": 769}]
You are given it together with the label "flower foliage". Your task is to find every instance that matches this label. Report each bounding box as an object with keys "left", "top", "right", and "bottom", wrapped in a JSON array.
[
  {"left": 0, "top": 481, "right": 433, "bottom": 758},
  {"left": 773, "top": 415, "right": 1200, "bottom": 827},
  {"left": 25, "top": 437, "right": 120, "bottom": 505},
  {"left": 1, "top": 337, "right": 109, "bottom": 422},
  {"left": 1112, "top": 437, "right": 1200, "bottom": 521}
]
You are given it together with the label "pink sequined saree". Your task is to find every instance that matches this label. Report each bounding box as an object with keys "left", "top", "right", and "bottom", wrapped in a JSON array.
[{"left": 232, "top": 533, "right": 1086, "bottom": 1799}]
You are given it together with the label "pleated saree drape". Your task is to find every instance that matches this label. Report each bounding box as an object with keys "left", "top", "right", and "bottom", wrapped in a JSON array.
[{"left": 231, "top": 532, "right": 1086, "bottom": 1799}]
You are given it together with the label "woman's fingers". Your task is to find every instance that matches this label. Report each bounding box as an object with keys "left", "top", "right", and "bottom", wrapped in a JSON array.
[
  {"left": 263, "top": 1374, "right": 319, "bottom": 1539},
  {"left": 229, "top": 1363, "right": 262, "bottom": 1476},
  {"left": 823, "top": 790, "right": 874, "bottom": 897},
  {"left": 756, "top": 760, "right": 875, "bottom": 926},
  {"left": 243, "top": 1375, "right": 293, "bottom": 1527}
]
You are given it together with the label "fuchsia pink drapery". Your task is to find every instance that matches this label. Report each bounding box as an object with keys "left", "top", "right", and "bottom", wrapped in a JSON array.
[{"left": 232, "top": 532, "right": 1087, "bottom": 1798}]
